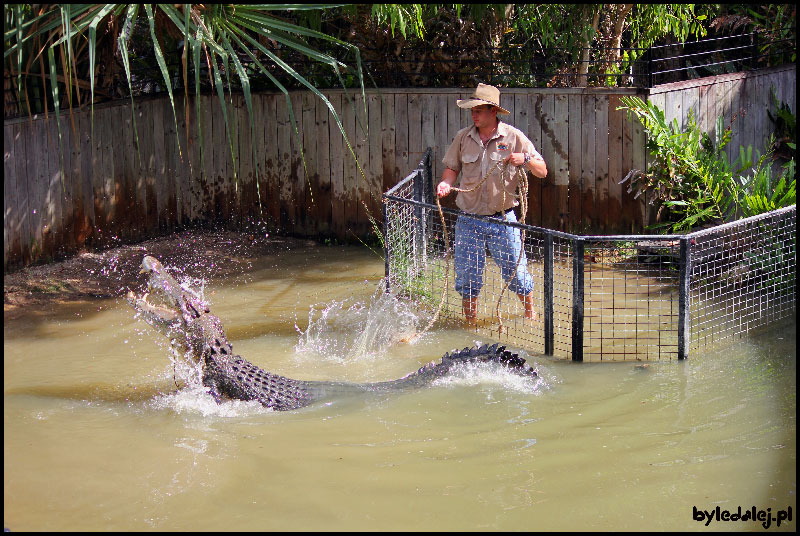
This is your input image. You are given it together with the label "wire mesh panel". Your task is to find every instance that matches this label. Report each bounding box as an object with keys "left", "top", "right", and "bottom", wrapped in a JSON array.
[
  {"left": 384, "top": 151, "right": 796, "bottom": 361},
  {"left": 688, "top": 206, "right": 796, "bottom": 351},
  {"left": 581, "top": 239, "right": 680, "bottom": 361},
  {"left": 384, "top": 171, "right": 427, "bottom": 300},
  {"left": 552, "top": 236, "right": 575, "bottom": 358}
]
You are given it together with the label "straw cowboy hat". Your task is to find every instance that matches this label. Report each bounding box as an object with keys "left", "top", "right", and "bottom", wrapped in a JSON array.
[{"left": 456, "top": 83, "right": 511, "bottom": 115}]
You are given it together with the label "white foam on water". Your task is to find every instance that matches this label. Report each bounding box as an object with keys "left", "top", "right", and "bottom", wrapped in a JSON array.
[
  {"left": 149, "top": 385, "right": 269, "bottom": 418},
  {"left": 431, "top": 359, "right": 552, "bottom": 395}
]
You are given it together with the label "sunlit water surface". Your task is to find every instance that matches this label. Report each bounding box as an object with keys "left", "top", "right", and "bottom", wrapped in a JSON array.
[{"left": 4, "top": 245, "right": 796, "bottom": 531}]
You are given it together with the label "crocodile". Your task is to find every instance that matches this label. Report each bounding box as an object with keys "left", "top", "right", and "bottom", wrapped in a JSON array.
[{"left": 128, "top": 255, "right": 538, "bottom": 411}]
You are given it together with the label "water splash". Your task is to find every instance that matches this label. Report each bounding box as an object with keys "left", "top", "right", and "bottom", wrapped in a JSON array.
[
  {"left": 432, "top": 359, "right": 551, "bottom": 395},
  {"left": 295, "top": 279, "right": 426, "bottom": 363},
  {"left": 149, "top": 384, "right": 268, "bottom": 417}
]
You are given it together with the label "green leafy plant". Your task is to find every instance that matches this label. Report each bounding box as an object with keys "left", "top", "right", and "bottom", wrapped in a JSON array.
[
  {"left": 767, "top": 89, "right": 796, "bottom": 162},
  {"left": 619, "top": 96, "right": 796, "bottom": 233},
  {"left": 618, "top": 96, "right": 740, "bottom": 232},
  {"left": 734, "top": 138, "right": 796, "bottom": 218}
]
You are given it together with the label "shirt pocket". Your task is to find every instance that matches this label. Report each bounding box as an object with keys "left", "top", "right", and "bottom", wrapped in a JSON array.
[{"left": 460, "top": 149, "right": 482, "bottom": 184}]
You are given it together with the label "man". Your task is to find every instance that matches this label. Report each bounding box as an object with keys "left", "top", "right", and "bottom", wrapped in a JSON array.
[{"left": 436, "top": 83, "right": 548, "bottom": 326}]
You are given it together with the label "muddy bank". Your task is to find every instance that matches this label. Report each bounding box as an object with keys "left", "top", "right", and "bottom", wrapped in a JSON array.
[{"left": 4, "top": 230, "right": 321, "bottom": 319}]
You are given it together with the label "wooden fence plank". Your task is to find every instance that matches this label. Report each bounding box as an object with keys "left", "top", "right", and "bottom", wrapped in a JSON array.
[
  {"left": 606, "top": 95, "right": 623, "bottom": 232},
  {"left": 151, "top": 99, "right": 167, "bottom": 229},
  {"left": 174, "top": 101, "right": 188, "bottom": 227},
  {"left": 394, "top": 93, "right": 409, "bottom": 182},
  {"left": 683, "top": 86, "right": 700, "bottom": 129},
  {"left": 420, "top": 93, "right": 435, "bottom": 208},
  {"left": 248, "top": 94, "right": 262, "bottom": 223},
  {"left": 580, "top": 94, "right": 597, "bottom": 231},
  {"left": 756, "top": 74, "right": 770, "bottom": 153},
  {"left": 238, "top": 94, "right": 256, "bottom": 226},
  {"left": 527, "top": 93, "right": 544, "bottom": 227},
  {"left": 292, "top": 93, "right": 310, "bottom": 233},
  {"left": 343, "top": 92, "right": 358, "bottom": 235},
  {"left": 43, "top": 117, "right": 61, "bottom": 257},
  {"left": 98, "top": 107, "right": 115, "bottom": 243},
  {"left": 567, "top": 94, "right": 583, "bottom": 232},
  {"left": 198, "top": 95, "right": 214, "bottom": 225},
  {"left": 352, "top": 92, "right": 369, "bottom": 235},
  {"left": 513, "top": 93, "right": 529, "bottom": 143},
  {"left": 275, "top": 94, "right": 292, "bottom": 231},
  {"left": 221, "top": 95, "right": 236, "bottom": 223},
  {"left": 317, "top": 93, "right": 332, "bottom": 234},
  {"left": 88, "top": 110, "right": 102, "bottom": 245},
  {"left": 328, "top": 93, "right": 345, "bottom": 238},
  {"left": 620, "top": 100, "right": 640, "bottom": 232},
  {"left": 187, "top": 96, "right": 203, "bottom": 224},
  {"left": 594, "top": 96, "right": 609, "bottom": 232},
  {"left": 129, "top": 103, "right": 144, "bottom": 233},
  {"left": 262, "top": 93, "right": 280, "bottom": 228},
  {"left": 231, "top": 95, "right": 243, "bottom": 226},
  {"left": 27, "top": 118, "right": 45, "bottom": 261},
  {"left": 78, "top": 109, "right": 96, "bottom": 240},
  {"left": 39, "top": 117, "right": 56, "bottom": 257},
  {"left": 210, "top": 95, "right": 224, "bottom": 223},
  {"left": 118, "top": 102, "right": 136, "bottom": 239},
  {"left": 4, "top": 124, "right": 20, "bottom": 266},
  {"left": 17, "top": 120, "right": 34, "bottom": 263},
  {"left": 446, "top": 93, "right": 460, "bottom": 162},
  {"left": 433, "top": 93, "right": 449, "bottom": 183},
  {"left": 57, "top": 115, "right": 75, "bottom": 254},
  {"left": 552, "top": 94, "right": 569, "bottom": 231},
  {"left": 420, "top": 92, "right": 435, "bottom": 182},
  {"left": 137, "top": 101, "right": 151, "bottom": 231},
  {"left": 664, "top": 90, "right": 681, "bottom": 129},
  {"left": 381, "top": 92, "right": 396, "bottom": 196},
  {"left": 69, "top": 110, "right": 88, "bottom": 247},
  {"left": 407, "top": 93, "right": 423, "bottom": 169},
  {"left": 735, "top": 78, "right": 749, "bottom": 156},
  {"left": 366, "top": 93, "right": 383, "bottom": 234},
  {"left": 104, "top": 107, "right": 119, "bottom": 238},
  {"left": 16, "top": 121, "right": 34, "bottom": 263},
  {"left": 725, "top": 78, "right": 741, "bottom": 164},
  {"left": 540, "top": 94, "right": 559, "bottom": 230},
  {"left": 166, "top": 99, "right": 180, "bottom": 229}
]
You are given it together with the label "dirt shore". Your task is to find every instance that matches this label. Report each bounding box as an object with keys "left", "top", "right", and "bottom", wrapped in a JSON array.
[{"left": 4, "top": 230, "right": 319, "bottom": 320}]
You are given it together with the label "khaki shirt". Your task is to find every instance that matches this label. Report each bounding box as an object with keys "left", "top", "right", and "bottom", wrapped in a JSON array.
[{"left": 442, "top": 121, "right": 541, "bottom": 215}]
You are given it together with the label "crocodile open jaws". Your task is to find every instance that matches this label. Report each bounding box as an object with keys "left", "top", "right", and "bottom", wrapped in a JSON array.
[{"left": 128, "top": 255, "right": 538, "bottom": 411}]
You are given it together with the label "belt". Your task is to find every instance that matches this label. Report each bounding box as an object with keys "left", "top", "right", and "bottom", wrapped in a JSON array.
[{"left": 491, "top": 208, "right": 514, "bottom": 218}]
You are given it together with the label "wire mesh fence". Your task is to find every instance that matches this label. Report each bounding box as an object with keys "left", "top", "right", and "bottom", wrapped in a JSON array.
[
  {"left": 688, "top": 206, "right": 796, "bottom": 351},
  {"left": 383, "top": 149, "right": 796, "bottom": 362}
]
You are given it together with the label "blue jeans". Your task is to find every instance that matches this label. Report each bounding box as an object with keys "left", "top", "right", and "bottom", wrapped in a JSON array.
[{"left": 453, "top": 211, "right": 534, "bottom": 299}]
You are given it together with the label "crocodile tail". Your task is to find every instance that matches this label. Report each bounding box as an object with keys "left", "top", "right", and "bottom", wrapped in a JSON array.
[{"left": 408, "top": 343, "right": 537, "bottom": 383}]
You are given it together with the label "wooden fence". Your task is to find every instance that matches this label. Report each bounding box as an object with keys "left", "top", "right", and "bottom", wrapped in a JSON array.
[
  {"left": 4, "top": 65, "right": 795, "bottom": 271},
  {"left": 648, "top": 65, "right": 795, "bottom": 167}
]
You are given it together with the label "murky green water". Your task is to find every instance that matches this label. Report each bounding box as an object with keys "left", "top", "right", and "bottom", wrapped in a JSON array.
[{"left": 4, "top": 245, "right": 796, "bottom": 531}]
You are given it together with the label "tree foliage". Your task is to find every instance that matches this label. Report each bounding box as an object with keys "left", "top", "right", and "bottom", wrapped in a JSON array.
[{"left": 4, "top": 3, "right": 371, "bottom": 207}]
